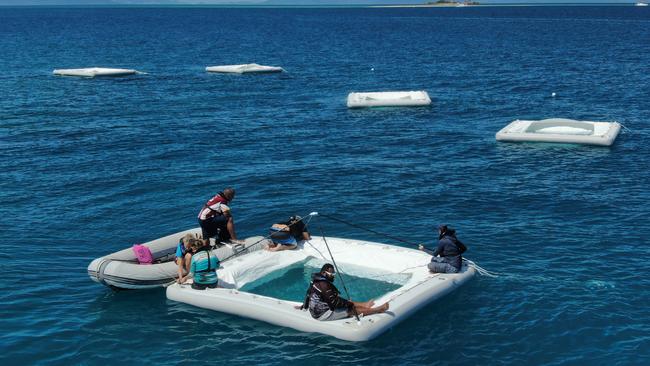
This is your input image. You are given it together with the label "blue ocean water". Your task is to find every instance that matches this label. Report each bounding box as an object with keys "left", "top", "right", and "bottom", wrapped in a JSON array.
[{"left": 1, "top": 5, "right": 650, "bottom": 365}]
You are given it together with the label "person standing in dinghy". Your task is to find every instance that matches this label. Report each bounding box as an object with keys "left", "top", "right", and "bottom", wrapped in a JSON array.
[
  {"left": 197, "top": 188, "right": 239, "bottom": 245},
  {"left": 299, "top": 264, "right": 389, "bottom": 321},
  {"left": 419, "top": 225, "right": 468, "bottom": 274}
]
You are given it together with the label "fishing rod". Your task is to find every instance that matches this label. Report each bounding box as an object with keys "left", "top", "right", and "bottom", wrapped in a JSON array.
[
  {"left": 318, "top": 225, "right": 361, "bottom": 322},
  {"left": 317, "top": 212, "right": 421, "bottom": 248}
]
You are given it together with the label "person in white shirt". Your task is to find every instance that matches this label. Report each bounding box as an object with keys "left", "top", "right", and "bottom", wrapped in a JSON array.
[{"left": 197, "top": 188, "right": 238, "bottom": 244}]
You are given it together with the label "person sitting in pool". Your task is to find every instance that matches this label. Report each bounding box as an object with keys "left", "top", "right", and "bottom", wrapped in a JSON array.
[
  {"left": 266, "top": 215, "right": 311, "bottom": 252},
  {"left": 175, "top": 233, "right": 196, "bottom": 283},
  {"left": 418, "top": 224, "right": 467, "bottom": 274},
  {"left": 299, "top": 263, "right": 389, "bottom": 321},
  {"left": 179, "top": 240, "right": 220, "bottom": 290}
]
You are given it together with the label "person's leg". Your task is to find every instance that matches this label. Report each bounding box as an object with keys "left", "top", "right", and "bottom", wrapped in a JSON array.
[
  {"left": 428, "top": 261, "right": 459, "bottom": 274},
  {"left": 199, "top": 219, "right": 217, "bottom": 241},
  {"left": 351, "top": 300, "right": 375, "bottom": 308},
  {"left": 270, "top": 244, "right": 297, "bottom": 252},
  {"left": 351, "top": 302, "right": 389, "bottom": 317}
]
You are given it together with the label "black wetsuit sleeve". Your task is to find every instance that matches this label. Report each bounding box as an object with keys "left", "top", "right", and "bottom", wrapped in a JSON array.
[
  {"left": 455, "top": 239, "right": 467, "bottom": 254},
  {"left": 421, "top": 246, "right": 435, "bottom": 256},
  {"left": 317, "top": 281, "right": 352, "bottom": 311},
  {"left": 432, "top": 240, "right": 445, "bottom": 257}
]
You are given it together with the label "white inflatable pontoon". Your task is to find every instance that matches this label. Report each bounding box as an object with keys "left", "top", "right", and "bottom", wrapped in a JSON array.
[
  {"left": 53, "top": 67, "right": 138, "bottom": 78},
  {"left": 167, "top": 236, "right": 475, "bottom": 341},
  {"left": 205, "top": 63, "right": 284, "bottom": 74},
  {"left": 347, "top": 91, "right": 431, "bottom": 108},
  {"left": 496, "top": 118, "right": 621, "bottom": 146},
  {"left": 87, "top": 229, "right": 265, "bottom": 290}
]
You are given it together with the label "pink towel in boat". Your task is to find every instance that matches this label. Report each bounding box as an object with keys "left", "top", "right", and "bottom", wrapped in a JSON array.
[{"left": 132, "top": 244, "right": 153, "bottom": 265}]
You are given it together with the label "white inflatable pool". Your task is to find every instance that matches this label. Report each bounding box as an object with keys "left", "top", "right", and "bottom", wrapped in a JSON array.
[
  {"left": 496, "top": 118, "right": 621, "bottom": 146},
  {"left": 53, "top": 67, "right": 138, "bottom": 78},
  {"left": 205, "top": 63, "right": 284, "bottom": 74},
  {"left": 87, "top": 229, "right": 264, "bottom": 290},
  {"left": 167, "top": 236, "right": 475, "bottom": 341},
  {"left": 347, "top": 91, "right": 431, "bottom": 108}
]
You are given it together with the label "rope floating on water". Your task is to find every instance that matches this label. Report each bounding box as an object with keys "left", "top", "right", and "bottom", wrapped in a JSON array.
[{"left": 464, "top": 259, "right": 499, "bottom": 278}]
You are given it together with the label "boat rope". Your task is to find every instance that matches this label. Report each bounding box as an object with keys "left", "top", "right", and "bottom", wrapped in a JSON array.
[
  {"left": 619, "top": 123, "right": 634, "bottom": 134},
  {"left": 464, "top": 259, "right": 499, "bottom": 277},
  {"left": 318, "top": 225, "right": 361, "bottom": 322},
  {"left": 318, "top": 212, "right": 420, "bottom": 247}
]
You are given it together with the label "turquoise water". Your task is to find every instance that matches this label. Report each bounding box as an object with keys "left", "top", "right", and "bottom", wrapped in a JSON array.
[
  {"left": 2, "top": 5, "right": 650, "bottom": 365},
  {"left": 240, "top": 258, "right": 408, "bottom": 302}
]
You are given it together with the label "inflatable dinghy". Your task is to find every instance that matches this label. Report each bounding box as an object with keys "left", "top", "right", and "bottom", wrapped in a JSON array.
[
  {"left": 53, "top": 67, "right": 138, "bottom": 78},
  {"left": 496, "top": 118, "right": 621, "bottom": 146},
  {"left": 167, "top": 236, "right": 475, "bottom": 341},
  {"left": 205, "top": 63, "right": 284, "bottom": 74},
  {"left": 87, "top": 229, "right": 265, "bottom": 290},
  {"left": 347, "top": 91, "right": 431, "bottom": 108}
]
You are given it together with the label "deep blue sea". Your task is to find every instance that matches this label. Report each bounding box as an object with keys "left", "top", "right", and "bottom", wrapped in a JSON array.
[{"left": 1, "top": 5, "right": 650, "bottom": 365}]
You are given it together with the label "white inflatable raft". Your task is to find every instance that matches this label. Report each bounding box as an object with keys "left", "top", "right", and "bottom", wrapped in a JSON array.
[
  {"left": 347, "top": 91, "right": 431, "bottom": 108},
  {"left": 205, "top": 63, "right": 284, "bottom": 74},
  {"left": 167, "top": 236, "right": 475, "bottom": 341},
  {"left": 53, "top": 67, "right": 138, "bottom": 78},
  {"left": 496, "top": 118, "right": 621, "bottom": 146},
  {"left": 87, "top": 229, "right": 265, "bottom": 290}
]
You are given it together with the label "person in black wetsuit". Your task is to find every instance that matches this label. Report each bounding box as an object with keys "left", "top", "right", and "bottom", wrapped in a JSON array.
[
  {"left": 298, "top": 264, "right": 389, "bottom": 321},
  {"left": 419, "top": 224, "right": 468, "bottom": 273}
]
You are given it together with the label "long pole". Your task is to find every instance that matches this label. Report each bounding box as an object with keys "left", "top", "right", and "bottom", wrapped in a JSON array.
[{"left": 319, "top": 226, "right": 360, "bottom": 322}]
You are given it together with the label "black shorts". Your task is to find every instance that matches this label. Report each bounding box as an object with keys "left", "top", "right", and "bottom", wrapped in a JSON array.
[
  {"left": 199, "top": 215, "right": 230, "bottom": 242},
  {"left": 191, "top": 282, "right": 218, "bottom": 290}
]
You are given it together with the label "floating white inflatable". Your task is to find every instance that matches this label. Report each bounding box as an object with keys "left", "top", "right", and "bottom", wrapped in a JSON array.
[
  {"left": 347, "top": 91, "right": 431, "bottom": 108},
  {"left": 53, "top": 67, "right": 138, "bottom": 78},
  {"left": 167, "top": 236, "right": 475, "bottom": 341},
  {"left": 205, "top": 63, "right": 284, "bottom": 74},
  {"left": 87, "top": 229, "right": 265, "bottom": 290},
  {"left": 496, "top": 118, "right": 621, "bottom": 146}
]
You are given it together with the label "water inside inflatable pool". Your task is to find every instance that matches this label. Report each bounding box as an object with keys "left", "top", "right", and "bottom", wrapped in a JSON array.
[{"left": 240, "top": 258, "right": 410, "bottom": 302}]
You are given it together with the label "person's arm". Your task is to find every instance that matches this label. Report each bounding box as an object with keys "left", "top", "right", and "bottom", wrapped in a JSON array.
[
  {"left": 418, "top": 244, "right": 435, "bottom": 256},
  {"left": 431, "top": 240, "right": 444, "bottom": 257},
  {"left": 319, "top": 282, "right": 352, "bottom": 310},
  {"left": 177, "top": 260, "right": 185, "bottom": 283},
  {"left": 302, "top": 231, "right": 311, "bottom": 240}
]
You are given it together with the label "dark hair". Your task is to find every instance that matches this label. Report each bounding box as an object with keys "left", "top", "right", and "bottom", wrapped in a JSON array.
[{"left": 320, "top": 263, "right": 334, "bottom": 273}]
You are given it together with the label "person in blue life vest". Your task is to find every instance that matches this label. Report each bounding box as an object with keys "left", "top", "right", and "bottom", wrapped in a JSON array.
[
  {"left": 179, "top": 239, "right": 220, "bottom": 290},
  {"left": 418, "top": 224, "right": 468, "bottom": 274},
  {"left": 298, "top": 264, "right": 389, "bottom": 321},
  {"left": 197, "top": 188, "right": 239, "bottom": 245},
  {"left": 266, "top": 215, "right": 311, "bottom": 252},
  {"left": 175, "top": 233, "right": 196, "bottom": 283}
]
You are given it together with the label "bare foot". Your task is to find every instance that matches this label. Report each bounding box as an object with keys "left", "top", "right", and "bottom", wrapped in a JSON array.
[{"left": 378, "top": 303, "right": 389, "bottom": 312}]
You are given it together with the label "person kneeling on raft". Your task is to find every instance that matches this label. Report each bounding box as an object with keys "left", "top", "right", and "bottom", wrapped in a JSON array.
[
  {"left": 266, "top": 215, "right": 311, "bottom": 252},
  {"left": 419, "top": 224, "right": 467, "bottom": 274},
  {"left": 176, "top": 233, "right": 198, "bottom": 283},
  {"left": 298, "top": 264, "right": 389, "bottom": 321},
  {"left": 197, "top": 187, "right": 240, "bottom": 245},
  {"left": 180, "top": 240, "right": 220, "bottom": 290}
]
